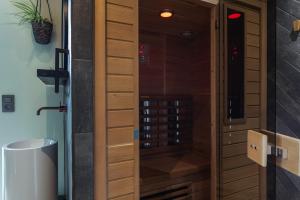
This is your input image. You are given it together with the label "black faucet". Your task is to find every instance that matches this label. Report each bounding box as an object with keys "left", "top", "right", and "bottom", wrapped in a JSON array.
[{"left": 37, "top": 105, "right": 67, "bottom": 116}]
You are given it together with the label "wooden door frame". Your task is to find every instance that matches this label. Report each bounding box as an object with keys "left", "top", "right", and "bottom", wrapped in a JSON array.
[
  {"left": 209, "top": 4, "right": 219, "bottom": 200},
  {"left": 94, "top": 0, "right": 220, "bottom": 200},
  {"left": 220, "top": 0, "right": 268, "bottom": 200},
  {"left": 95, "top": 0, "right": 107, "bottom": 199}
]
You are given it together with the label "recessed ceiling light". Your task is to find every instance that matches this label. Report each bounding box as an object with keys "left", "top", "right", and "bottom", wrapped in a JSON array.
[{"left": 160, "top": 9, "right": 173, "bottom": 18}]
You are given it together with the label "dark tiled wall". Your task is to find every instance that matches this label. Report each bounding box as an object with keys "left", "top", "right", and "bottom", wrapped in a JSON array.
[
  {"left": 268, "top": 0, "right": 300, "bottom": 199},
  {"left": 71, "top": 0, "right": 94, "bottom": 199}
]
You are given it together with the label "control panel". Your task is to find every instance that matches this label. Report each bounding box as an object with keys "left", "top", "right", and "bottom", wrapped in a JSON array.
[{"left": 2, "top": 95, "right": 15, "bottom": 112}]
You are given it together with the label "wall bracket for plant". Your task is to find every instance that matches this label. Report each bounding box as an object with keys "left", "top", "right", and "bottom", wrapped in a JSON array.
[{"left": 37, "top": 48, "right": 69, "bottom": 93}]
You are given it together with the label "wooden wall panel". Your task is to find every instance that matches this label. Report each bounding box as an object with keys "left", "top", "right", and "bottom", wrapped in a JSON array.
[
  {"left": 107, "top": 40, "right": 134, "bottom": 58},
  {"left": 246, "top": 58, "right": 260, "bottom": 70},
  {"left": 223, "top": 187, "right": 259, "bottom": 200},
  {"left": 221, "top": 3, "right": 264, "bottom": 199},
  {"left": 108, "top": 144, "right": 135, "bottom": 163},
  {"left": 111, "top": 194, "right": 135, "bottom": 200},
  {"left": 223, "top": 154, "right": 254, "bottom": 170},
  {"left": 223, "top": 130, "right": 247, "bottom": 145},
  {"left": 107, "top": 57, "right": 134, "bottom": 75},
  {"left": 247, "top": 22, "right": 260, "bottom": 35},
  {"left": 108, "top": 127, "right": 134, "bottom": 146},
  {"left": 109, "top": 160, "right": 135, "bottom": 181},
  {"left": 107, "top": 75, "right": 134, "bottom": 92},
  {"left": 223, "top": 175, "right": 259, "bottom": 196},
  {"left": 223, "top": 164, "right": 259, "bottom": 183},
  {"left": 105, "top": 0, "right": 138, "bottom": 199},
  {"left": 108, "top": 93, "right": 135, "bottom": 110},
  {"left": 223, "top": 143, "right": 247, "bottom": 158},
  {"left": 107, "top": 0, "right": 134, "bottom": 8},
  {"left": 107, "top": 4, "right": 134, "bottom": 24},
  {"left": 108, "top": 177, "right": 135, "bottom": 198},
  {"left": 107, "top": 110, "right": 134, "bottom": 128},
  {"left": 107, "top": 22, "right": 134, "bottom": 41}
]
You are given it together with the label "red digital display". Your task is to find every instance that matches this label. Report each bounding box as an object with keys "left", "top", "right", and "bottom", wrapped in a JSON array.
[{"left": 228, "top": 13, "right": 241, "bottom": 19}]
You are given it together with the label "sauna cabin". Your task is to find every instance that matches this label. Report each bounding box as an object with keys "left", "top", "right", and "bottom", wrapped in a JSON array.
[
  {"left": 94, "top": 0, "right": 267, "bottom": 199},
  {"left": 138, "top": 0, "right": 212, "bottom": 199}
]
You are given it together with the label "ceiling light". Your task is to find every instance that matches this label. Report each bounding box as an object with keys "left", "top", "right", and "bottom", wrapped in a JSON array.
[{"left": 160, "top": 9, "right": 173, "bottom": 18}]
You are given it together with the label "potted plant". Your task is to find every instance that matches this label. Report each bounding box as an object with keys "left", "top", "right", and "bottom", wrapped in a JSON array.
[{"left": 11, "top": 0, "right": 53, "bottom": 44}]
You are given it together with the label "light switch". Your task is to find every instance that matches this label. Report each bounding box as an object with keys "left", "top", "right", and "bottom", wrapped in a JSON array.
[
  {"left": 247, "top": 130, "right": 268, "bottom": 167},
  {"left": 2, "top": 95, "right": 15, "bottom": 112}
]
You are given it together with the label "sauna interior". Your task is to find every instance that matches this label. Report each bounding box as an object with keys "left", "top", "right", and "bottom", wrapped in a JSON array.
[{"left": 139, "top": 0, "right": 212, "bottom": 199}]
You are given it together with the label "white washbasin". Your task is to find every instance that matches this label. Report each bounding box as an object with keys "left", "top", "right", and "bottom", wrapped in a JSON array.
[
  {"left": 5, "top": 139, "right": 56, "bottom": 150},
  {"left": 2, "top": 139, "right": 58, "bottom": 200}
]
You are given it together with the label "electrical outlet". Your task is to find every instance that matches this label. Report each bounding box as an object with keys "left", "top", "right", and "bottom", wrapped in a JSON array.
[{"left": 247, "top": 130, "right": 268, "bottom": 167}]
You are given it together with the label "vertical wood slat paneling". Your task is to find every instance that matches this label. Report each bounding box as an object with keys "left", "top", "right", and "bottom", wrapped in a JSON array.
[{"left": 105, "top": 1, "right": 138, "bottom": 199}]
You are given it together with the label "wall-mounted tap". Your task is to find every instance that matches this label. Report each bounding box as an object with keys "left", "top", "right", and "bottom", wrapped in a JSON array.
[{"left": 37, "top": 105, "right": 67, "bottom": 116}]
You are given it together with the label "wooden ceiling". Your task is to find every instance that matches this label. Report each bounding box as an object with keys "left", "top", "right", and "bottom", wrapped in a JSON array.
[{"left": 139, "top": 0, "right": 211, "bottom": 37}]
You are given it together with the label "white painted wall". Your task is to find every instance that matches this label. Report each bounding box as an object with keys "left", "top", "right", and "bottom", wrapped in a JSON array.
[{"left": 0, "top": 0, "right": 65, "bottom": 197}]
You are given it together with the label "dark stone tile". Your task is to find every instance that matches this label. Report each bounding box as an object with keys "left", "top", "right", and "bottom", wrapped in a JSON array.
[
  {"left": 73, "top": 132, "right": 94, "bottom": 200},
  {"left": 277, "top": 7, "right": 294, "bottom": 31},
  {"left": 268, "top": 1, "right": 300, "bottom": 199},
  {"left": 277, "top": 0, "right": 300, "bottom": 19},
  {"left": 71, "top": 0, "right": 93, "bottom": 60},
  {"left": 72, "top": 59, "right": 94, "bottom": 133}
]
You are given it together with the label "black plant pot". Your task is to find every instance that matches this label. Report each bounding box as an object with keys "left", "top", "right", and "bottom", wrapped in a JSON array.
[{"left": 31, "top": 21, "right": 53, "bottom": 45}]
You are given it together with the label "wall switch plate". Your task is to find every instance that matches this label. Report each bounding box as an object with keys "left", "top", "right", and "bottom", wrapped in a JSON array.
[
  {"left": 293, "top": 20, "right": 300, "bottom": 32},
  {"left": 247, "top": 130, "right": 268, "bottom": 167},
  {"left": 2, "top": 95, "right": 15, "bottom": 112},
  {"left": 276, "top": 133, "right": 300, "bottom": 176}
]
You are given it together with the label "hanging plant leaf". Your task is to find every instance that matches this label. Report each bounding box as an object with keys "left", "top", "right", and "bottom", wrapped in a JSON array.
[{"left": 11, "top": 0, "right": 53, "bottom": 44}]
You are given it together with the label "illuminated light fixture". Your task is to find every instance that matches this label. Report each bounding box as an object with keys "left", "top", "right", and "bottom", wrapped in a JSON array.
[
  {"left": 160, "top": 9, "right": 173, "bottom": 18},
  {"left": 228, "top": 13, "right": 241, "bottom": 19}
]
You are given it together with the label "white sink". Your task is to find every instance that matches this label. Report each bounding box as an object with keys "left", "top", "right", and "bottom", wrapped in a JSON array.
[{"left": 2, "top": 139, "right": 58, "bottom": 200}]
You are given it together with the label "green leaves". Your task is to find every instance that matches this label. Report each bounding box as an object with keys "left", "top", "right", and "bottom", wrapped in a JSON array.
[{"left": 11, "top": 0, "right": 50, "bottom": 24}]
